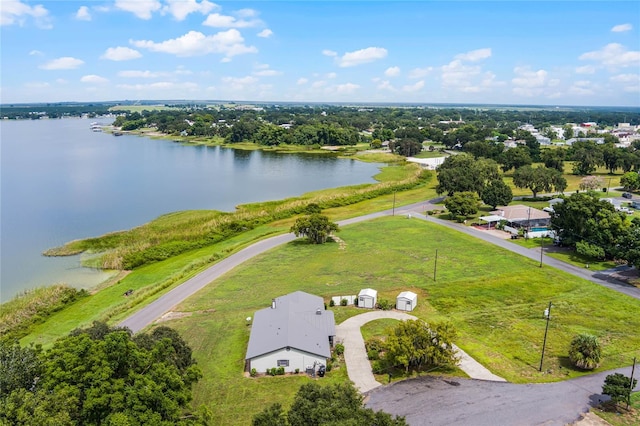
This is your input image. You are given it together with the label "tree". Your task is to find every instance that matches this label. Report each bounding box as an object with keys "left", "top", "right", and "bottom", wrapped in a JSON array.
[
  {"left": 563, "top": 125, "right": 574, "bottom": 140},
  {"left": 444, "top": 192, "right": 480, "bottom": 217},
  {"left": 513, "top": 165, "right": 567, "bottom": 198},
  {"left": 0, "top": 322, "right": 204, "bottom": 426},
  {"left": 0, "top": 340, "right": 42, "bottom": 397},
  {"left": 571, "top": 141, "right": 603, "bottom": 175},
  {"left": 568, "top": 334, "right": 602, "bottom": 370},
  {"left": 602, "top": 373, "right": 637, "bottom": 407},
  {"left": 578, "top": 175, "right": 604, "bottom": 191},
  {"left": 389, "top": 138, "right": 422, "bottom": 157},
  {"left": 481, "top": 180, "right": 513, "bottom": 209},
  {"left": 290, "top": 214, "right": 339, "bottom": 244},
  {"left": 254, "top": 383, "right": 407, "bottom": 426},
  {"left": 541, "top": 148, "right": 566, "bottom": 172},
  {"left": 551, "top": 193, "right": 630, "bottom": 261},
  {"left": 616, "top": 218, "right": 640, "bottom": 267},
  {"left": 621, "top": 172, "right": 640, "bottom": 191},
  {"left": 601, "top": 144, "right": 622, "bottom": 174},
  {"left": 436, "top": 154, "right": 500, "bottom": 196},
  {"left": 499, "top": 146, "right": 532, "bottom": 172},
  {"left": 383, "top": 320, "right": 458, "bottom": 374}
]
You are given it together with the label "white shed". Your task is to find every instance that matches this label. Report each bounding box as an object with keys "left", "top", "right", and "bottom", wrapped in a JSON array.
[
  {"left": 396, "top": 291, "right": 418, "bottom": 312},
  {"left": 358, "top": 288, "right": 377, "bottom": 309}
]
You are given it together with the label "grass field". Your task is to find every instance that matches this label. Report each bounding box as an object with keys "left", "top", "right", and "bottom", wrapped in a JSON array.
[
  {"left": 156, "top": 216, "right": 640, "bottom": 424},
  {"left": 594, "top": 392, "right": 640, "bottom": 426}
]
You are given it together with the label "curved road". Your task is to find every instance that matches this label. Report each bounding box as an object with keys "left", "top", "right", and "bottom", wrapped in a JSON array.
[
  {"left": 119, "top": 199, "right": 640, "bottom": 333},
  {"left": 366, "top": 365, "right": 639, "bottom": 426}
]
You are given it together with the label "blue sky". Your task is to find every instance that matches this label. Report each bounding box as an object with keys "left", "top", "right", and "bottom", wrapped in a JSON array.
[{"left": 1, "top": 1, "right": 639, "bottom": 106}]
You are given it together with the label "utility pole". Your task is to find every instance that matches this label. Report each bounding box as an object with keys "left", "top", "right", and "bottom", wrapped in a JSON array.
[
  {"left": 392, "top": 191, "right": 396, "bottom": 216},
  {"left": 433, "top": 249, "right": 438, "bottom": 282},
  {"left": 540, "top": 235, "right": 544, "bottom": 268},
  {"left": 539, "top": 302, "right": 552, "bottom": 372},
  {"left": 627, "top": 357, "right": 636, "bottom": 410}
]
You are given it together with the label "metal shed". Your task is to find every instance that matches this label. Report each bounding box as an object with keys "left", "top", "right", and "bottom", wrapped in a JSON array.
[
  {"left": 358, "top": 288, "right": 377, "bottom": 309},
  {"left": 396, "top": 291, "right": 418, "bottom": 312}
]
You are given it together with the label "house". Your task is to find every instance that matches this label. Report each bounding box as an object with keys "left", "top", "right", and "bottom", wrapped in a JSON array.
[
  {"left": 396, "top": 291, "right": 418, "bottom": 312},
  {"left": 358, "top": 288, "right": 377, "bottom": 309},
  {"left": 491, "top": 205, "right": 551, "bottom": 230},
  {"left": 245, "top": 291, "right": 335, "bottom": 374}
]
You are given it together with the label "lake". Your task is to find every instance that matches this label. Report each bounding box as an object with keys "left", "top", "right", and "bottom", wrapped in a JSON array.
[{"left": 0, "top": 118, "right": 382, "bottom": 302}]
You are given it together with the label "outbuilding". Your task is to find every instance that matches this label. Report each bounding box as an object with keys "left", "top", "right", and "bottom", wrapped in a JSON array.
[
  {"left": 396, "top": 291, "right": 418, "bottom": 312},
  {"left": 358, "top": 288, "right": 377, "bottom": 309}
]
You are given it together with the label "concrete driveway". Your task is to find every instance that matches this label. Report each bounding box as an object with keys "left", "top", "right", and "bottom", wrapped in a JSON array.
[{"left": 336, "top": 311, "right": 505, "bottom": 394}]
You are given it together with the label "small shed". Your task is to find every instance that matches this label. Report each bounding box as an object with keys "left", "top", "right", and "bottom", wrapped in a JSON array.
[
  {"left": 396, "top": 291, "right": 418, "bottom": 312},
  {"left": 358, "top": 288, "right": 377, "bottom": 309}
]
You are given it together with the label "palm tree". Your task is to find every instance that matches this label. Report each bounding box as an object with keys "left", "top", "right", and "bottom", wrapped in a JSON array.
[{"left": 568, "top": 334, "right": 602, "bottom": 370}]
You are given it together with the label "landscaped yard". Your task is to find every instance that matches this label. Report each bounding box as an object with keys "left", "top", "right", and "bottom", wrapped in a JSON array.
[{"left": 162, "top": 216, "right": 640, "bottom": 424}]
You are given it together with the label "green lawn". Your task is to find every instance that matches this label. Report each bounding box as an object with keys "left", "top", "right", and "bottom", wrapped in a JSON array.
[
  {"left": 161, "top": 216, "right": 640, "bottom": 424},
  {"left": 594, "top": 392, "right": 640, "bottom": 426}
]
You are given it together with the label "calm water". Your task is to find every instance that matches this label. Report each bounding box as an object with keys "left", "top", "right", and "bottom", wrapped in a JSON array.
[{"left": 0, "top": 118, "right": 381, "bottom": 301}]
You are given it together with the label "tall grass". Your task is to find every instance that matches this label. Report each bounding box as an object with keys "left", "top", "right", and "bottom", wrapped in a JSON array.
[
  {"left": 45, "top": 164, "right": 431, "bottom": 270},
  {"left": 0, "top": 285, "right": 87, "bottom": 340}
]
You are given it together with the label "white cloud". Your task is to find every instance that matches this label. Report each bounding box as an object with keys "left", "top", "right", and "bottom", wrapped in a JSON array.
[
  {"left": 253, "top": 69, "right": 282, "bottom": 76},
  {"left": 55, "top": 78, "right": 67, "bottom": 84},
  {"left": 80, "top": 75, "right": 109, "bottom": 84},
  {"left": 376, "top": 80, "right": 395, "bottom": 91},
  {"left": 25, "top": 81, "right": 50, "bottom": 88},
  {"left": 1, "top": 0, "right": 52, "bottom": 28},
  {"left": 297, "top": 78, "right": 308, "bottom": 85},
  {"left": 222, "top": 76, "right": 258, "bottom": 90},
  {"left": 579, "top": 43, "right": 640, "bottom": 68},
  {"left": 511, "top": 66, "right": 559, "bottom": 97},
  {"left": 117, "top": 81, "right": 199, "bottom": 91},
  {"left": 40, "top": 57, "right": 84, "bottom": 70},
  {"left": 409, "top": 66, "right": 433, "bottom": 79},
  {"left": 326, "top": 72, "right": 337, "bottom": 79},
  {"left": 115, "top": 0, "right": 161, "bottom": 19},
  {"left": 220, "top": 57, "right": 232, "bottom": 63},
  {"left": 75, "top": 6, "right": 91, "bottom": 21},
  {"left": 610, "top": 73, "right": 640, "bottom": 93},
  {"left": 202, "top": 12, "right": 260, "bottom": 28},
  {"left": 335, "top": 83, "right": 360, "bottom": 94},
  {"left": 402, "top": 80, "right": 424, "bottom": 92},
  {"left": 338, "top": 47, "right": 387, "bottom": 67},
  {"left": 455, "top": 48, "right": 492, "bottom": 62},
  {"left": 311, "top": 80, "right": 326, "bottom": 89},
  {"left": 575, "top": 65, "right": 596, "bottom": 74},
  {"left": 611, "top": 23, "right": 632, "bottom": 33},
  {"left": 384, "top": 66, "right": 400, "bottom": 77},
  {"left": 236, "top": 8, "right": 258, "bottom": 18},
  {"left": 101, "top": 46, "right": 142, "bottom": 61},
  {"left": 131, "top": 29, "right": 257, "bottom": 58},
  {"left": 257, "top": 29, "right": 273, "bottom": 38},
  {"left": 118, "top": 70, "right": 159, "bottom": 78},
  {"left": 322, "top": 49, "right": 337, "bottom": 57},
  {"left": 442, "top": 60, "right": 481, "bottom": 88},
  {"left": 29, "top": 50, "right": 44, "bottom": 56},
  {"left": 162, "top": 0, "right": 217, "bottom": 21},
  {"left": 568, "top": 80, "right": 595, "bottom": 96}
]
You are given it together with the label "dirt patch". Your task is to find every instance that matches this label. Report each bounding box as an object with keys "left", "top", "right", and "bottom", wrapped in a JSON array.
[
  {"left": 609, "top": 268, "right": 640, "bottom": 287},
  {"left": 331, "top": 235, "right": 347, "bottom": 250},
  {"left": 571, "top": 412, "right": 612, "bottom": 426},
  {"left": 156, "top": 309, "right": 216, "bottom": 323}
]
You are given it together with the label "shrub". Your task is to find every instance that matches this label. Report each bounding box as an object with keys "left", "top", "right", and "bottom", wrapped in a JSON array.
[
  {"left": 340, "top": 298, "right": 348, "bottom": 306},
  {"left": 568, "top": 334, "right": 602, "bottom": 370},
  {"left": 334, "top": 343, "right": 344, "bottom": 356},
  {"left": 602, "top": 373, "right": 637, "bottom": 406},
  {"left": 372, "top": 360, "right": 386, "bottom": 374},
  {"left": 377, "top": 299, "right": 393, "bottom": 311},
  {"left": 354, "top": 298, "right": 359, "bottom": 307},
  {"left": 325, "top": 361, "right": 332, "bottom": 372},
  {"left": 367, "top": 350, "right": 379, "bottom": 361},
  {"left": 365, "top": 337, "right": 385, "bottom": 353},
  {"left": 294, "top": 368, "right": 299, "bottom": 374},
  {"left": 250, "top": 368, "right": 257, "bottom": 377},
  {"left": 329, "top": 299, "right": 335, "bottom": 307},
  {"left": 277, "top": 367, "right": 285, "bottom": 376}
]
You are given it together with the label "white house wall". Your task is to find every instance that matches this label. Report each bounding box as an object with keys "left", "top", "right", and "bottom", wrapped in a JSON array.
[
  {"left": 359, "top": 296, "right": 376, "bottom": 309},
  {"left": 249, "top": 347, "right": 326, "bottom": 373},
  {"left": 397, "top": 298, "right": 416, "bottom": 311}
]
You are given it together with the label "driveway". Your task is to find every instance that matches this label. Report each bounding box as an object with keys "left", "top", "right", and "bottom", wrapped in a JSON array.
[
  {"left": 336, "top": 311, "right": 505, "bottom": 394},
  {"left": 366, "top": 366, "right": 639, "bottom": 426}
]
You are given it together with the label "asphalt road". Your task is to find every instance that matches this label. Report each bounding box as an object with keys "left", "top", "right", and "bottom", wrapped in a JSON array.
[
  {"left": 366, "top": 366, "right": 640, "bottom": 426},
  {"left": 120, "top": 198, "right": 640, "bottom": 333}
]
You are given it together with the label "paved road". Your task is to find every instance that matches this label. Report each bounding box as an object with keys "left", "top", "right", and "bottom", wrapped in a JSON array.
[
  {"left": 120, "top": 198, "right": 639, "bottom": 332},
  {"left": 337, "top": 311, "right": 505, "bottom": 393},
  {"left": 366, "top": 365, "right": 640, "bottom": 426}
]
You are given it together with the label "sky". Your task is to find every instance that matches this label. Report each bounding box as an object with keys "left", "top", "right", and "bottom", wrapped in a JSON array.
[{"left": 1, "top": 1, "right": 639, "bottom": 106}]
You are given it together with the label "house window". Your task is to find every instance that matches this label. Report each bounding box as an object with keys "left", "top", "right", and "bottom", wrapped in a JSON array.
[{"left": 277, "top": 360, "right": 289, "bottom": 367}]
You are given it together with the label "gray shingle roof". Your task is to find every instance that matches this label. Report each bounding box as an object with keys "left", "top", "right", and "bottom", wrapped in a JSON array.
[{"left": 245, "top": 291, "right": 335, "bottom": 360}]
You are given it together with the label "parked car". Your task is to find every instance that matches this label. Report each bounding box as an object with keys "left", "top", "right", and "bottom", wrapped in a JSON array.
[{"left": 622, "top": 192, "right": 633, "bottom": 199}]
